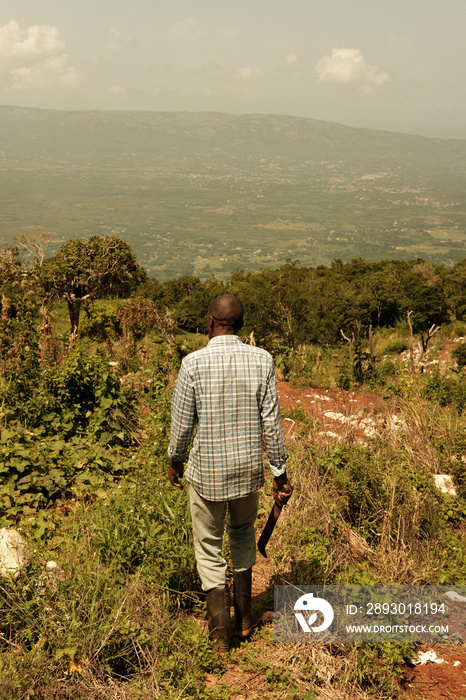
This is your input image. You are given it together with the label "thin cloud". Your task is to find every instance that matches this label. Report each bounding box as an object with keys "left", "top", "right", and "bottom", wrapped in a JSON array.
[
  {"left": 237, "top": 66, "right": 263, "bottom": 81},
  {"left": 285, "top": 53, "right": 299, "bottom": 67},
  {"left": 107, "top": 27, "right": 133, "bottom": 53},
  {"left": 315, "top": 48, "right": 390, "bottom": 90},
  {"left": 0, "top": 20, "right": 79, "bottom": 91},
  {"left": 169, "top": 17, "right": 200, "bottom": 41},
  {"left": 109, "top": 85, "right": 127, "bottom": 94}
]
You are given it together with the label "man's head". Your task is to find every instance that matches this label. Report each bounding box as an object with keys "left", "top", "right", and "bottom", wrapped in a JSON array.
[{"left": 207, "top": 294, "right": 244, "bottom": 337}]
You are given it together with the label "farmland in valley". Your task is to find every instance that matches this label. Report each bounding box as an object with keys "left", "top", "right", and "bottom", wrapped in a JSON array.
[{"left": 0, "top": 106, "right": 465, "bottom": 279}]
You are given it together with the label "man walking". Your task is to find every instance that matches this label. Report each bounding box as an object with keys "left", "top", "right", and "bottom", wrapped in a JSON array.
[{"left": 168, "top": 294, "right": 292, "bottom": 651}]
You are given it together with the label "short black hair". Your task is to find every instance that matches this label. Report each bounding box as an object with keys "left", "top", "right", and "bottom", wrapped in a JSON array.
[{"left": 208, "top": 294, "right": 244, "bottom": 331}]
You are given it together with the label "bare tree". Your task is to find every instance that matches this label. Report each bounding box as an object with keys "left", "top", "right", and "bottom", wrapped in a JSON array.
[
  {"left": 340, "top": 328, "right": 354, "bottom": 358},
  {"left": 17, "top": 229, "right": 53, "bottom": 267},
  {"left": 407, "top": 309, "right": 441, "bottom": 370},
  {"left": 419, "top": 324, "right": 441, "bottom": 363}
]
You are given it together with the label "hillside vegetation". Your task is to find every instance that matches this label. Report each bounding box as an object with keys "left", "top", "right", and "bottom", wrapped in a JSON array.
[
  {"left": 0, "top": 107, "right": 465, "bottom": 279},
  {"left": 0, "top": 239, "right": 465, "bottom": 698}
]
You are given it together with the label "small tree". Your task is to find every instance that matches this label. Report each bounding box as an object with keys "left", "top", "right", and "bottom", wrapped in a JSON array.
[
  {"left": 118, "top": 297, "right": 178, "bottom": 343},
  {"left": 38, "top": 236, "right": 146, "bottom": 341}
]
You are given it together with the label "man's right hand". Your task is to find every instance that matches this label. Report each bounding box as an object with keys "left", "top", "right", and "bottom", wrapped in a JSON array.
[
  {"left": 168, "top": 459, "right": 184, "bottom": 488},
  {"left": 273, "top": 473, "right": 293, "bottom": 506}
]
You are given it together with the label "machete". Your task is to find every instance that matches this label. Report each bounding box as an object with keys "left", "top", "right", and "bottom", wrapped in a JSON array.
[{"left": 257, "top": 502, "right": 282, "bottom": 557}]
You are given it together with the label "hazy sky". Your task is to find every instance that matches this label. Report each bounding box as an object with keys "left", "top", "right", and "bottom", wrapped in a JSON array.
[{"left": 1, "top": 1, "right": 465, "bottom": 139}]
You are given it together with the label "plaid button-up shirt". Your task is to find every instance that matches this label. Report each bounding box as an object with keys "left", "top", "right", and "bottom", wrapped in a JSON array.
[{"left": 168, "top": 334, "right": 288, "bottom": 501}]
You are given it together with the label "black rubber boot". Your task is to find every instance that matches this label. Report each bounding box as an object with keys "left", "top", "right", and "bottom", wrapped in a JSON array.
[
  {"left": 205, "top": 586, "right": 230, "bottom": 653},
  {"left": 233, "top": 568, "right": 257, "bottom": 638}
]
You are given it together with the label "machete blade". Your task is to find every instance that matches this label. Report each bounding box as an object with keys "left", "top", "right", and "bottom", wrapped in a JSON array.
[{"left": 257, "top": 502, "right": 282, "bottom": 558}]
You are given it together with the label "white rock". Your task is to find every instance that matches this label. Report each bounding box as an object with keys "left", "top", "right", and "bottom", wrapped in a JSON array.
[
  {"left": 433, "top": 474, "right": 456, "bottom": 496},
  {"left": 36, "top": 560, "right": 65, "bottom": 594},
  {"left": 412, "top": 650, "right": 445, "bottom": 665},
  {"left": 364, "top": 427, "right": 379, "bottom": 438},
  {"left": 45, "top": 560, "right": 61, "bottom": 572},
  {"left": 319, "top": 431, "right": 341, "bottom": 440},
  {"left": 324, "top": 411, "right": 348, "bottom": 422},
  {"left": 0, "top": 528, "right": 27, "bottom": 576},
  {"left": 446, "top": 590, "right": 466, "bottom": 602}
]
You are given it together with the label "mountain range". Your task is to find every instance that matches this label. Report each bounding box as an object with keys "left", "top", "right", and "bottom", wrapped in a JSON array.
[{"left": 1, "top": 106, "right": 465, "bottom": 279}]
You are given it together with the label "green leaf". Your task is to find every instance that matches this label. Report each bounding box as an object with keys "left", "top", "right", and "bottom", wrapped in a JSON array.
[{"left": 0, "top": 430, "right": 16, "bottom": 443}]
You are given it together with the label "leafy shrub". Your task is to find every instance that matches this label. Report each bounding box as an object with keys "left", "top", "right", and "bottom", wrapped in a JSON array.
[
  {"left": 452, "top": 341, "right": 466, "bottom": 368},
  {"left": 318, "top": 446, "right": 440, "bottom": 545},
  {"left": 80, "top": 303, "right": 121, "bottom": 342},
  {"left": 0, "top": 427, "right": 133, "bottom": 524},
  {"left": 92, "top": 479, "right": 198, "bottom": 597},
  {"left": 41, "top": 346, "right": 138, "bottom": 443},
  {"left": 421, "top": 370, "right": 451, "bottom": 407},
  {"left": 0, "top": 281, "right": 41, "bottom": 421},
  {"left": 354, "top": 642, "right": 416, "bottom": 697},
  {"left": 377, "top": 358, "right": 397, "bottom": 379},
  {"left": 384, "top": 340, "right": 407, "bottom": 355},
  {"left": 286, "top": 525, "right": 332, "bottom": 584},
  {"left": 422, "top": 370, "right": 466, "bottom": 415},
  {"left": 271, "top": 340, "right": 294, "bottom": 381},
  {"left": 118, "top": 297, "right": 178, "bottom": 342},
  {"left": 365, "top": 357, "right": 398, "bottom": 390},
  {"left": 0, "top": 342, "right": 139, "bottom": 444}
]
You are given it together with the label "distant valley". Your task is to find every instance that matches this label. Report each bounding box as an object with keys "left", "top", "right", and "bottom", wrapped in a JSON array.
[{"left": 1, "top": 106, "right": 465, "bottom": 280}]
